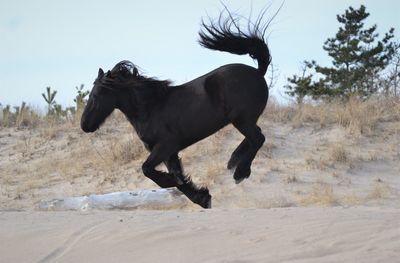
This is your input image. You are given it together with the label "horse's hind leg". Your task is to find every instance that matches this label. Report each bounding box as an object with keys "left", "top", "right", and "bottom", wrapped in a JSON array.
[
  {"left": 162, "top": 153, "right": 212, "bottom": 209},
  {"left": 227, "top": 139, "right": 249, "bottom": 169},
  {"left": 228, "top": 126, "right": 263, "bottom": 169},
  {"left": 232, "top": 122, "right": 265, "bottom": 184}
]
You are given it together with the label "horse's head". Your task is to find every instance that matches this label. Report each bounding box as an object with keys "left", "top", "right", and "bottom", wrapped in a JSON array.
[
  {"left": 80, "top": 68, "right": 118, "bottom": 132},
  {"left": 81, "top": 61, "right": 138, "bottom": 133},
  {"left": 81, "top": 60, "right": 170, "bottom": 132}
]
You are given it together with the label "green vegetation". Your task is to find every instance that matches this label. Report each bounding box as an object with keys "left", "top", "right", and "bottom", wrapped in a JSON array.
[
  {"left": 42, "top": 86, "right": 57, "bottom": 115},
  {"left": 74, "top": 84, "right": 89, "bottom": 112},
  {"left": 40, "top": 84, "right": 89, "bottom": 119},
  {"left": 286, "top": 5, "right": 400, "bottom": 102},
  {"left": 1, "top": 84, "right": 89, "bottom": 127}
]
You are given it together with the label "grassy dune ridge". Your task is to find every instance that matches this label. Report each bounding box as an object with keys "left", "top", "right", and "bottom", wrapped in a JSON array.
[{"left": 1, "top": 97, "right": 400, "bottom": 210}]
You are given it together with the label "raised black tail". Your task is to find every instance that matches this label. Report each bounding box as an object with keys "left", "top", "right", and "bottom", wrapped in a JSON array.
[{"left": 199, "top": 8, "right": 272, "bottom": 76}]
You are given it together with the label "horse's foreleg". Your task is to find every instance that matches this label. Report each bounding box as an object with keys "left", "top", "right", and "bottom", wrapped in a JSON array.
[
  {"left": 164, "top": 153, "right": 212, "bottom": 209},
  {"left": 164, "top": 153, "right": 185, "bottom": 184},
  {"left": 142, "top": 147, "right": 182, "bottom": 188}
]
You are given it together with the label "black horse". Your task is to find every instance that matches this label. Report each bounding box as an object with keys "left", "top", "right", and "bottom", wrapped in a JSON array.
[{"left": 81, "top": 10, "right": 271, "bottom": 208}]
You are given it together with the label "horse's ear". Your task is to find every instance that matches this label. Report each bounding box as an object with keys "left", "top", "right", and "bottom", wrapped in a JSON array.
[
  {"left": 133, "top": 67, "right": 138, "bottom": 76},
  {"left": 98, "top": 68, "right": 104, "bottom": 78},
  {"left": 106, "top": 70, "right": 111, "bottom": 77}
]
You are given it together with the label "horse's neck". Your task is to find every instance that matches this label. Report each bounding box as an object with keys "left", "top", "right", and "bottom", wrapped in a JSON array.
[
  {"left": 124, "top": 87, "right": 164, "bottom": 125},
  {"left": 120, "top": 107, "right": 149, "bottom": 139},
  {"left": 118, "top": 85, "right": 164, "bottom": 142},
  {"left": 124, "top": 114, "right": 154, "bottom": 149}
]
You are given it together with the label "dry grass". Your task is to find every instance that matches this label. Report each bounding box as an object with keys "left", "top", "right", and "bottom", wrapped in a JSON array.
[
  {"left": 263, "top": 96, "right": 400, "bottom": 136},
  {"left": 366, "top": 182, "right": 388, "bottom": 201},
  {"left": 109, "top": 136, "right": 146, "bottom": 164},
  {"left": 284, "top": 175, "right": 297, "bottom": 184},
  {"left": 299, "top": 184, "right": 338, "bottom": 206},
  {"left": 260, "top": 141, "right": 276, "bottom": 159},
  {"left": 304, "top": 154, "right": 331, "bottom": 171},
  {"left": 340, "top": 193, "right": 362, "bottom": 206},
  {"left": 263, "top": 98, "right": 296, "bottom": 123},
  {"left": 328, "top": 143, "right": 348, "bottom": 163}
]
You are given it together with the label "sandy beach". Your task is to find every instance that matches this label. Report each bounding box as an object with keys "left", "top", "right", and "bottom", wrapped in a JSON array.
[{"left": 1, "top": 207, "right": 400, "bottom": 263}]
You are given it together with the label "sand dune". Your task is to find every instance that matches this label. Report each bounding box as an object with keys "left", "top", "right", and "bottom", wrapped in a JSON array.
[{"left": 1, "top": 99, "right": 400, "bottom": 262}]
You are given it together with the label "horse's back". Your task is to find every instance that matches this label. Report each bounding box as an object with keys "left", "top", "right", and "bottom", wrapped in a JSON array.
[{"left": 177, "top": 63, "right": 268, "bottom": 121}]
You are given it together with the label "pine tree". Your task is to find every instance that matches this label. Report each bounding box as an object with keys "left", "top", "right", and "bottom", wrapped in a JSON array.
[
  {"left": 285, "top": 61, "right": 328, "bottom": 103},
  {"left": 286, "top": 5, "right": 399, "bottom": 101}
]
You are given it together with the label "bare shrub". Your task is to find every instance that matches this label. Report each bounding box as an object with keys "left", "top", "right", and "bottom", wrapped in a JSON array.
[
  {"left": 284, "top": 175, "right": 297, "bottom": 184},
  {"left": 1, "top": 103, "right": 42, "bottom": 128},
  {"left": 366, "top": 182, "right": 388, "bottom": 200},
  {"left": 329, "top": 143, "right": 348, "bottom": 163},
  {"left": 110, "top": 138, "right": 146, "bottom": 164},
  {"left": 261, "top": 141, "right": 275, "bottom": 158},
  {"left": 300, "top": 184, "right": 338, "bottom": 206}
]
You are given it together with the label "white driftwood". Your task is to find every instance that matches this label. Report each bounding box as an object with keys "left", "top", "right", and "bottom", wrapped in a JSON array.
[{"left": 38, "top": 188, "right": 189, "bottom": 211}]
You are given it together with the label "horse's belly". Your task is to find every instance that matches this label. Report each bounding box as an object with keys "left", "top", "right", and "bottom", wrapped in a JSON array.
[{"left": 178, "top": 110, "right": 229, "bottom": 149}]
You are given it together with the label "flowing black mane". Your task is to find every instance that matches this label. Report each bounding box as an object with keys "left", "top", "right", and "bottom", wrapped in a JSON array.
[
  {"left": 98, "top": 61, "right": 173, "bottom": 111},
  {"left": 100, "top": 60, "right": 172, "bottom": 92},
  {"left": 111, "top": 60, "right": 140, "bottom": 78}
]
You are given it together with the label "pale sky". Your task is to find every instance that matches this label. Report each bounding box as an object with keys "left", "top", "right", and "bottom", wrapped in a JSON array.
[{"left": 1, "top": 0, "right": 399, "bottom": 108}]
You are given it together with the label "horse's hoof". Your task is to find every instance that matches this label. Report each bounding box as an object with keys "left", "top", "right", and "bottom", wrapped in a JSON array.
[
  {"left": 195, "top": 191, "right": 212, "bottom": 209},
  {"left": 203, "top": 198, "right": 212, "bottom": 209},
  {"left": 233, "top": 166, "right": 251, "bottom": 184},
  {"left": 227, "top": 156, "right": 239, "bottom": 170},
  {"left": 227, "top": 161, "right": 235, "bottom": 170},
  {"left": 235, "top": 177, "right": 246, "bottom": 184}
]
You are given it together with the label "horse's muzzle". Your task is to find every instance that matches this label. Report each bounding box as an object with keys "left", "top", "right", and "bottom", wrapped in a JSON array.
[{"left": 81, "top": 121, "right": 96, "bottom": 133}]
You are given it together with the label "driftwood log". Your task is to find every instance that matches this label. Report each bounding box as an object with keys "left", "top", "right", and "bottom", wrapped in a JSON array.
[{"left": 38, "top": 188, "right": 189, "bottom": 211}]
